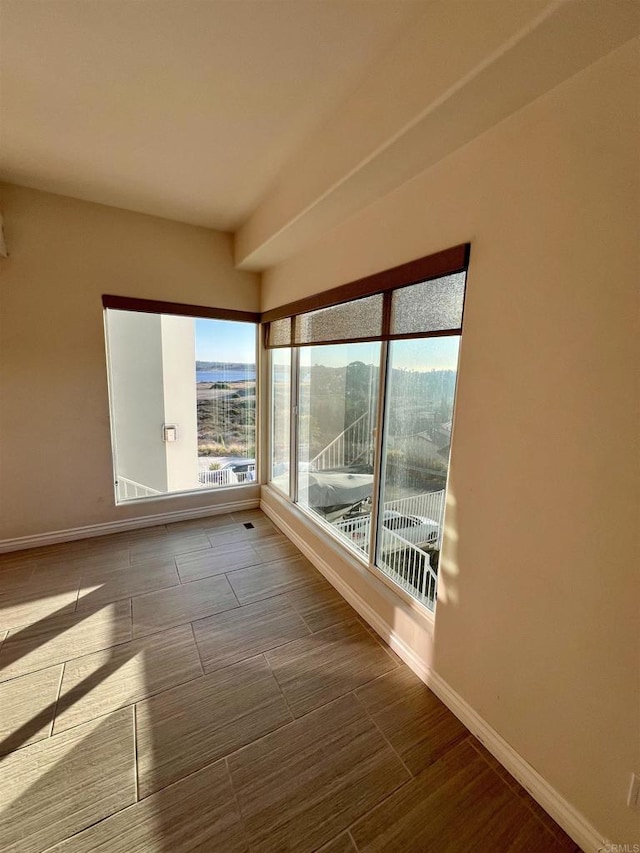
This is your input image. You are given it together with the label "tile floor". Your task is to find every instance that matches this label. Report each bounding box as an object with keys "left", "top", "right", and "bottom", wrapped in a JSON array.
[{"left": 0, "top": 509, "right": 581, "bottom": 852}]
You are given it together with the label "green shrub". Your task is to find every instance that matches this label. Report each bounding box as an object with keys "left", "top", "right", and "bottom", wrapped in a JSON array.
[{"left": 198, "top": 442, "right": 226, "bottom": 456}]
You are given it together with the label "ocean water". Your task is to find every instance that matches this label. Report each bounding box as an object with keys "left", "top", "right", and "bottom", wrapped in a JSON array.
[{"left": 196, "top": 369, "right": 256, "bottom": 383}]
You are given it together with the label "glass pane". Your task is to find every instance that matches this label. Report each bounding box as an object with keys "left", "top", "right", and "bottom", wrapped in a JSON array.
[
  {"left": 375, "top": 336, "right": 460, "bottom": 609},
  {"left": 270, "top": 348, "right": 291, "bottom": 494},
  {"left": 268, "top": 317, "right": 292, "bottom": 347},
  {"left": 390, "top": 272, "right": 466, "bottom": 335},
  {"left": 295, "top": 294, "right": 383, "bottom": 344},
  {"left": 106, "top": 310, "right": 256, "bottom": 501},
  {"left": 297, "top": 342, "right": 380, "bottom": 558}
]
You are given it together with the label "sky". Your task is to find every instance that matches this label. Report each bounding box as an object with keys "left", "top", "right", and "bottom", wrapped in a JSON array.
[
  {"left": 300, "top": 336, "right": 460, "bottom": 371},
  {"left": 195, "top": 317, "right": 460, "bottom": 371},
  {"left": 390, "top": 336, "right": 460, "bottom": 371},
  {"left": 195, "top": 318, "right": 257, "bottom": 363}
]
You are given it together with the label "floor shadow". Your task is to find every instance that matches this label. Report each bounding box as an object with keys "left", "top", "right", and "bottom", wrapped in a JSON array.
[
  {"left": 0, "top": 515, "right": 275, "bottom": 850},
  {"left": 0, "top": 550, "right": 147, "bottom": 849},
  {"left": 0, "top": 652, "right": 139, "bottom": 755}
]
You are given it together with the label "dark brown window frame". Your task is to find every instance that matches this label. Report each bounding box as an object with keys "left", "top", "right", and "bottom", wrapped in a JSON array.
[
  {"left": 103, "top": 293, "right": 259, "bottom": 502},
  {"left": 103, "top": 242, "right": 469, "bottom": 348},
  {"left": 262, "top": 243, "right": 470, "bottom": 348},
  {"left": 102, "top": 294, "right": 260, "bottom": 324},
  {"left": 261, "top": 243, "right": 469, "bottom": 322}
]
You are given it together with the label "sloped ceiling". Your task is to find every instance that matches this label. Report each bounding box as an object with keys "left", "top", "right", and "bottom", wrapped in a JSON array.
[
  {"left": 0, "top": 0, "right": 638, "bottom": 270},
  {"left": 0, "top": 0, "right": 426, "bottom": 230}
]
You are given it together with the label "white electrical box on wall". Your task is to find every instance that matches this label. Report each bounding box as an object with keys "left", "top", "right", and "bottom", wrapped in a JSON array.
[{"left": 162, "top": 424, "right": 178, "bottom": 442}]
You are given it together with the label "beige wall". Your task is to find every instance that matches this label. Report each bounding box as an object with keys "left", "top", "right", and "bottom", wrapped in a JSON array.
[
  {"left": 0, "top": 34, "right": 636, "bottom": 848},
  {"left": 262, "top": 39, "right": 640, "bottom": 845},
  {"left": 0, "top": 185, "right": 260, "bottom": 538}
]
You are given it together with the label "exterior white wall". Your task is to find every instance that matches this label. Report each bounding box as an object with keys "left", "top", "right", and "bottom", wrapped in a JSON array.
[
  {"left": 107, "top": 313, "right": 200, "bottom": 496},
  {"left": 160, "top": 315, "right": 198, "bottom": 492},
  {"left": 106, "top": 310, "right": 167, "bottom": 492}
]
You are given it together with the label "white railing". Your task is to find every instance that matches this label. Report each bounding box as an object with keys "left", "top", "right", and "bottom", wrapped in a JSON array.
[
  {"left": 116, "top": 477, "right": 162, "bottom": 501},
  {"left": 198, "top": 465, "right": 256, "bottom": 487},
  {"left": 199, "top": 469, "right": 236, "bottom": 486},
  {"left": 310, "top": 412, "right": 371, "bottom": 471},
  {"left": 331, "top": 488, "right": 446, "bottom": 609},
  {"left": 377, "top": 527, "right": 438, "bottom": 609},
  {"left": 383, "top": 490, "right": 446, "bottom": 546}
]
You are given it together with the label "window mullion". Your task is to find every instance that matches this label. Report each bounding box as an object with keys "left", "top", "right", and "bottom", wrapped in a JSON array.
[
  {"left": 290, "top": 346, "right": 300, "bottom": 503},
  {"left": 367, "top": 339, "right": 389, "bottom": 567},
  {"left": 258, "top": 323, "right": 265, "bottom": 485},
  {"left": 381, "top": 290, "right": 392, "bottom": 337}
]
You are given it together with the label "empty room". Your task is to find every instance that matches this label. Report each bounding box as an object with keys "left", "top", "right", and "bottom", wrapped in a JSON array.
[{"left": 0, "top": 2, "right": 638, "bottom": 852}]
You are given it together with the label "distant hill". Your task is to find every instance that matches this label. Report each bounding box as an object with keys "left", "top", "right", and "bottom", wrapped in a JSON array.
[{"left": 196, "top": 361, "right": 256, "bottom": 371}]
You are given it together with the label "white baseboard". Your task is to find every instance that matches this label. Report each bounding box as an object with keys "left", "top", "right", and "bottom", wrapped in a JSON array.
[
  {"left": 425, "top": 671, "right": 607, "bottom": 853},
  {"left": 0, "top": 498, "right": 260, "bottom": 553},
  {"left": 262, "top": 497, "right": 607, "bottom": 853}
]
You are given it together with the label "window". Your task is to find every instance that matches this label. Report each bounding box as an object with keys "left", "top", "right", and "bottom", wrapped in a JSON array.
[
  {"left": 265, "top": 244, "right": 469, "bottom": 611},
  {"left": 297, "top": 342, "right": 380, "bottom": 557},
  {"left": 103, "top": 296, "right": 259, "bottom": 502},
  {"left": 270, "top": 348, "right": 291, "bottom": 494},
  {"left": 375, "top": 336, "right": 460, "bottom": 606}
]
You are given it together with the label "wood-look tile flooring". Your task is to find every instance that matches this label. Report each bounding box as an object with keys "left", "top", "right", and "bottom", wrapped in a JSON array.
[{"left": 0, "top": 510, "right": 581, "bottom": 852}]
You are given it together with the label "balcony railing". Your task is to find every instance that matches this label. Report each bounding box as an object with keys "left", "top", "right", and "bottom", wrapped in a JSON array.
[
  {"left": 116, "top": 477, "right": 162, "bottom": 501},
  {"left": 382, "top": 490, "right": 446, "bottom": 548},
  {"left": 198, "top": 466, "right": 256, "bottom": 487},
  {"left": 332, "top": 488, "right": 446, "bottom": 609},
  {"left": 377, "top": 527, "right": 438, "bottom": 608},
  {"left": 309, "top": 412, "right": 371, "bottom": 471},
  {"left": 116, "top": 464, "right": 256, "bottom": 500}
]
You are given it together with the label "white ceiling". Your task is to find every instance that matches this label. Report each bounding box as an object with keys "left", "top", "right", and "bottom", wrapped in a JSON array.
[
  {"left": 1, "top": 0, "right": 637, "bottom": 267},
  {"left": 0, "top": 0, "right": 426, "bottom": 230}
]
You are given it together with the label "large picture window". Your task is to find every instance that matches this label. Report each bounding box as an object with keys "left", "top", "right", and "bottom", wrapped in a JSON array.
[
  {"left": 375, "top": 336, "right": 460, "bottom": 606},
  {"left": 265, "top": 244, "right": 469, "bottom": 611},
  {"left": 103, "top": 296, "right": 258, "bottom": 502},
  {"left": 270, "top": 347, "right": 291, "bottom": 494},
  {"left": 298, "top": 342, "right": 380, "bottom": 558}
]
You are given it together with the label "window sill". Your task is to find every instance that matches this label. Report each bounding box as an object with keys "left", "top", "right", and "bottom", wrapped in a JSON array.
[
  {"left": 115, "top": 480, "right": 260, "bottom": 507},
  {"left": 261, "top": 484, "right": 436, "bottom": 631}
]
